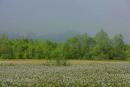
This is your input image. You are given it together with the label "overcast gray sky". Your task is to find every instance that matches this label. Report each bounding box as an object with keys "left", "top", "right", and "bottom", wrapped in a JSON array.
[{"left": 0, "top": 0, "right": 130, "bottom": 42}]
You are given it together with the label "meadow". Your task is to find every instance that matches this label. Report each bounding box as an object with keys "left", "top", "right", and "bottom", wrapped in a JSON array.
[{"left": 0, "top": 60, "right": 130, "bottom": 87}]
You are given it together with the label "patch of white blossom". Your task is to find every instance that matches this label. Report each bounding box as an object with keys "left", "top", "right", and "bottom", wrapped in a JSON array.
[{"left": 0, "top": 62, "right": 130, "bottom": 87}]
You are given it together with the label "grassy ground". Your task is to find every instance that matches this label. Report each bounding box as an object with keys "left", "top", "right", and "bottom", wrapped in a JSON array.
[
  {"left": 0, "top": 60, "right": 130, "bottom": 87},
  {"left": 0, "top": 59, "right": 129, "bottom": 65}
]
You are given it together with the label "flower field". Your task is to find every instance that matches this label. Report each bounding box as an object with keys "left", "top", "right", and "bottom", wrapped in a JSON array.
[{"left": 0, "top": 61, "right": 130, "bottom": 87}]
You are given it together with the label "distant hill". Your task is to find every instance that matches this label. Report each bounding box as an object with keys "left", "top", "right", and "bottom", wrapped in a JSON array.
[{"left": 0, "top": 31, "right": 79, "bottom": 42}]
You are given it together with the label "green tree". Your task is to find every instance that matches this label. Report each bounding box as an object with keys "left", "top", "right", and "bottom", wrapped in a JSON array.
[
  {"left": 0, "top": 30, "right": 129, "bottom": 60},
  {"left": 0, "top": 35, "right": 12, "bottom": 58},
  {"left": 80, "top": 33, "right": 95, "bottom": 59},
  {"left": 94, "top": 30, "right": 112, "bottom": 59},
  {"left": 111, "top": 34, "right": 127, "bottom": 59},
  {"left": 67, "top": 35, "right": 82, "bottom": 59}
]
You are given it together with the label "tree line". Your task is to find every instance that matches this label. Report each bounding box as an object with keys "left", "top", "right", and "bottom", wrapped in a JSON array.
[{"left": 0, "top": 30, "right": 130, "bottom": 60}]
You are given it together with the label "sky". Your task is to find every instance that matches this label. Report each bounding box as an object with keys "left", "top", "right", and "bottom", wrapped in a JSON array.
[{"left": 0, "top": 0, "right": 130, "bottom": 42}]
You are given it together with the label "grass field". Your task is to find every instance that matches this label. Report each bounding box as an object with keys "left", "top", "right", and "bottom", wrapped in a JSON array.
[{"left": 0, "top": 60, "right": 130, "bottom": 87}]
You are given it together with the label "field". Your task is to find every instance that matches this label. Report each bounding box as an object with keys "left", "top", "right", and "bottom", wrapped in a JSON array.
[{"left": 0, "top": 60, "right": 130, "bottom": 87}]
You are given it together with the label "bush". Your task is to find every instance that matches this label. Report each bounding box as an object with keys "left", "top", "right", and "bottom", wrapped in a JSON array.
[{"left": 55, "top": 59, "right": 70, "bottom": 66}]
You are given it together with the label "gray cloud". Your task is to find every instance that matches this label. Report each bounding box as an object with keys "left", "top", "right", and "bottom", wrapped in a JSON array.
[{"left": 0, "top": 0, "right": 130, "bottom": 43}]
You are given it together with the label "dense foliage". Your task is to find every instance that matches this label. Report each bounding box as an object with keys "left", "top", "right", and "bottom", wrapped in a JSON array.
[{"left": 0, "top": 30, "right": 129, "bottom": 60}]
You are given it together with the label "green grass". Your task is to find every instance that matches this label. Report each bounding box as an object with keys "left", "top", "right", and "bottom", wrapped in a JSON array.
[{"left": 0, "top": 60, "right": 130, "bottom": 87}]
